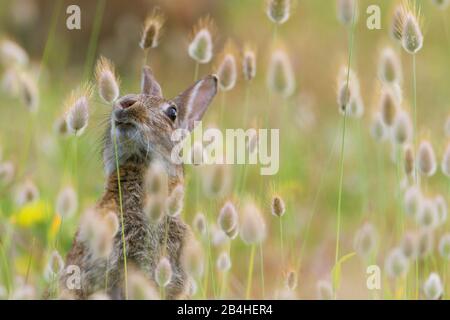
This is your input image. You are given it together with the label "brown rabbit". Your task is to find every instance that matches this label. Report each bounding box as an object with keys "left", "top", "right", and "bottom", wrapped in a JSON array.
[{"left": 60, "top": 66, "right": 218, "bottom": 299}]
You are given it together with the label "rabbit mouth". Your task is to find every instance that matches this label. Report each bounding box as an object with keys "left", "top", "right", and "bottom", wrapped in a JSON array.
[
  {"left": 113, "top": 109, "right": 138, "bottom": 130},
  {"left": 115, "top": 120, "right": 135, "bottom": 130}
]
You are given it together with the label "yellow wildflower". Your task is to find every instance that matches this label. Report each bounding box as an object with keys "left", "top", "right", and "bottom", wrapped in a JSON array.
[{"left": 11, "top": 200, "right": 48, "bottom": 227}]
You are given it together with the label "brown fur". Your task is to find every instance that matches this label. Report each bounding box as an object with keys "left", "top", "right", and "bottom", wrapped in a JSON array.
[{"left": 59, "top": 68, "right": 217, "bottom": 300}]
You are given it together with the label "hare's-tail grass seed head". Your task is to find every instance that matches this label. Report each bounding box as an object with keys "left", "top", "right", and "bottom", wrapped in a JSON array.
[
  {"left": 417, "top": 140, "right": 437, "bottom": 177},
  {"left": 55, "top": 185, "right": 78, "bottom": 218},
  {"left": 95, "top": 56, "right": 120, "bottom": 104},
  {"left": 391, "top": 82, "right": 404, "bottom": 104},
  {"left": 417, "top": 230, "right": 434, "bottom": 259},
  {"left": 203, "top": 164, "right": 231, "bottom": 198},
  {"left": 216, "top": 251, "right": 232, "bottom": 272},
  {"left": 13, "top": 284, "right": 37, "bottom": 300},
  {"left": 65, "top": 83, "right": 93, "bottom": 136},
  {"left": 14, "top": 179, "right": 39, "bottom": 206},
  {"left": 404, "top": 145, "right": 415, "bottom": 176},
  {"left": 266, "top": 0, "right": 291, "bottom": 25},
  {"left": 401, "top": 232, "right": 417, "bottom": 259},
  {"left": 225, "top": 223, "right": 239, "bottom": 239},
  {"left": 400, "top": 1, "right": 424, "bottom": 55},
  {"left": 432, "top": 0, "right": 450, "bottom": 10},
  {"left": 188, "top": 16, "right": 216, "bottom": 64},
  {"left": 393, "top": 110, "right": 412, "bottom": 145},
  {"left": 240, "top": 200, "right": 266, "bottom": 245},
  {"left": 144, "top": 195, "right": 166, "bottom": 223},
  {"left": 336, "top": 0, "right": 358, "bottom": 26},
  {"left": 271, "top": 195, "right": 286, "bottom": 217},
  {"left": 216, "top": 40, "right": 238, "bottom": 92},
  {"left": 336, "top": 66, "right": 361, "bottom": 115},
  {"left": 165, "top": 184, "right": 184, "bottom": 217},
  {"left": 155, "top": 257, "right": 173, "bottom": 288},
  {"left": 385, "top": 247, "right": 409, "bottom": 278},
  {"left": 88, "top": 292, "right": 111, "bottom": 300},
  {"left": 353, "top": 223, "right": 378, "bottom": 258},
  {"left": 92, "top": 213, "right": 119, "bottom": 258},
  {"left": 218, "top": 201, "right": 239, "bottom": 234},
  {"left": 140, "top": 7, "right": 165, "bottom": 50},
  {"left": 441, "top": 142, "right": 450, "bottom": 177},
  {"left": 186, "top": 277, "right": 198, "bottom": 297},
  {"left": 379, "top": 86, "right": 399, "bottom": 127},
  {"left": 267, "top": 47, "right": 295, "bottom": 98},
  {"left": 424, "top": 273, "right": 443, "bottom": 300},
  {"left": 317, "top": 280, "right": 334, "bottom": 300},
  {"left": 416, "top": 199, "right": 438, "bottom": 230},
  {"left": 378, "top": 47, "right": 402, "bottom": 84},
  {"left": 242, "top": 44, "right": 257, "bottom": 81},
  {"left": 338, "top": 65, "right": 360, "bottom": 92},
  {"left": 211, "top": 224, "right": 229, "bottom": 247},
  {"left": 0, "top": 38, "right": 29, "bottom": 67},
  {"left": 247, "top": 129, "right": 259, "bottom": 154},
  {"left": 213, "top": 224, "right": 230, "bottom": 248},
  {"left": 54, "top": 117, "right": 69, "bottom": 137},
  {"left": 0, "top": 162, "right": 15, "bottom": 185},
  {"left": 391, "top": 5, "right": 405, "bottom": 43},
  {"left": 1, "top": 67, "right": 21, "bottom": 96},
  {"left": 128, "top": 270, "right": 160, "bottom": 300},
  {"left": 371, "top": 112, "right": 387, "bottom": 142},
  {"left": 44, "top": 250, "right": 64, "bottom": 280},
  {"left": 13, "top": 281, "right": 37, "bottom": 300},
  {"left": 193, "top": 212, "right": 207, "bottom": 236},
  {"left": 182, "top": 239, "right": 205, "bottom": 278},
  {"left": 104, "top": 211, "right": 120, "bottom": 236},
  {"left": 439, "top": 234, "right": 450, "bottom": 260},
  {"left": 337, "top": 81, "right": 351, "bottom": 114},
  {"left": 348, "top": 92, "right": 364, "bottom": 118},
  {"left": 277, "top": 286, "right": 298, "bottom": 299},
  {"left": 404, "top": 185, "right": 422, "bottom": 218},
  {"left": 145, "top": 161, "right": 169, "bottom": 197},
  {"left": 285, "top": 270, "right": 298, "bottom": 291},
  {"left": 434, "top": 195, "right": 447, "bottom": 226},
  {"left": 79, "top": 208, "right": 117, "bottom": 259},
  {"left": 18, "top": 71, "right": 39, "bottom": 112},
  {"left": 10, "top": 276, "right": 36, "bottom": 299}
]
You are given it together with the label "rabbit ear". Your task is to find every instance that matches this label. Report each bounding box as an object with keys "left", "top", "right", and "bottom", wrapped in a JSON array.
[
  {"left": 172, "top": 75, "right": 218, "bottom": 131},
  {"left": 141, "top": 66, "right": 163, "bottom": 97}
]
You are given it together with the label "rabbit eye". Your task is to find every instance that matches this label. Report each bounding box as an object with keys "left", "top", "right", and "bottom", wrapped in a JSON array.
[{"left": 165, "top": 104, "right": 177, "bottom": 121}]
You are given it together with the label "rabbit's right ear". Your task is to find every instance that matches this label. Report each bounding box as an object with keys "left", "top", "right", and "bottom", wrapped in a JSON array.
[
  {"left": 172, "top": 75, "right": 218, "bottom": 131},
  {"left": 141, "top": 66, "right": 163, "bottom": 97}
]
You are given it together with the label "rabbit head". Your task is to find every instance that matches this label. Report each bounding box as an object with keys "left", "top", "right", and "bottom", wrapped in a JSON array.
[{"left": 103, "top": 66, "right": 218, "bottom": 174}]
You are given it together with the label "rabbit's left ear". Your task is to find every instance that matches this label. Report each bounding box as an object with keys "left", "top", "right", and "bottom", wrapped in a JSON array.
[
  {"left": 141, "top": 66, "right": 163, "bottom": 97},
  {"left": 172, "top": 75, "right": 218, "bottom": 131}
]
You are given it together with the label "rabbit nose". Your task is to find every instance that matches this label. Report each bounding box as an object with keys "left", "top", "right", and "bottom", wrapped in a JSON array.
[{"left": 119, "top": 97, "right": 137, "bottom": 109}]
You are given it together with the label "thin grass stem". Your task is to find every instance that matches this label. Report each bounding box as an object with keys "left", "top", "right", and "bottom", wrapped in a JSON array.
[
  {"left": 334, "top": 2, "right": 357, "bottom": 299},
  {"left": 0, "top": 241, "right": 12, "bottom": 296},
  {"left": 412, "top": 54, "right": 418, "bottom": 185},
  {"left": 279, "top": 216, "right": 284, "bottom": 266},
  {"left": 259, "top": 244, "right": 265, "bottom": 299},
  {"left": 112, "top": 122, "right": 128, "bottom": 300},
  {"left": 245, "top": 244, "right": 256, "bottom": 299},
  {"left": 25, "top": 238, "right": 35, "bottom": 285},
  {"left": 82, "top": 0, "right": 106, "bottom": 80}
]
